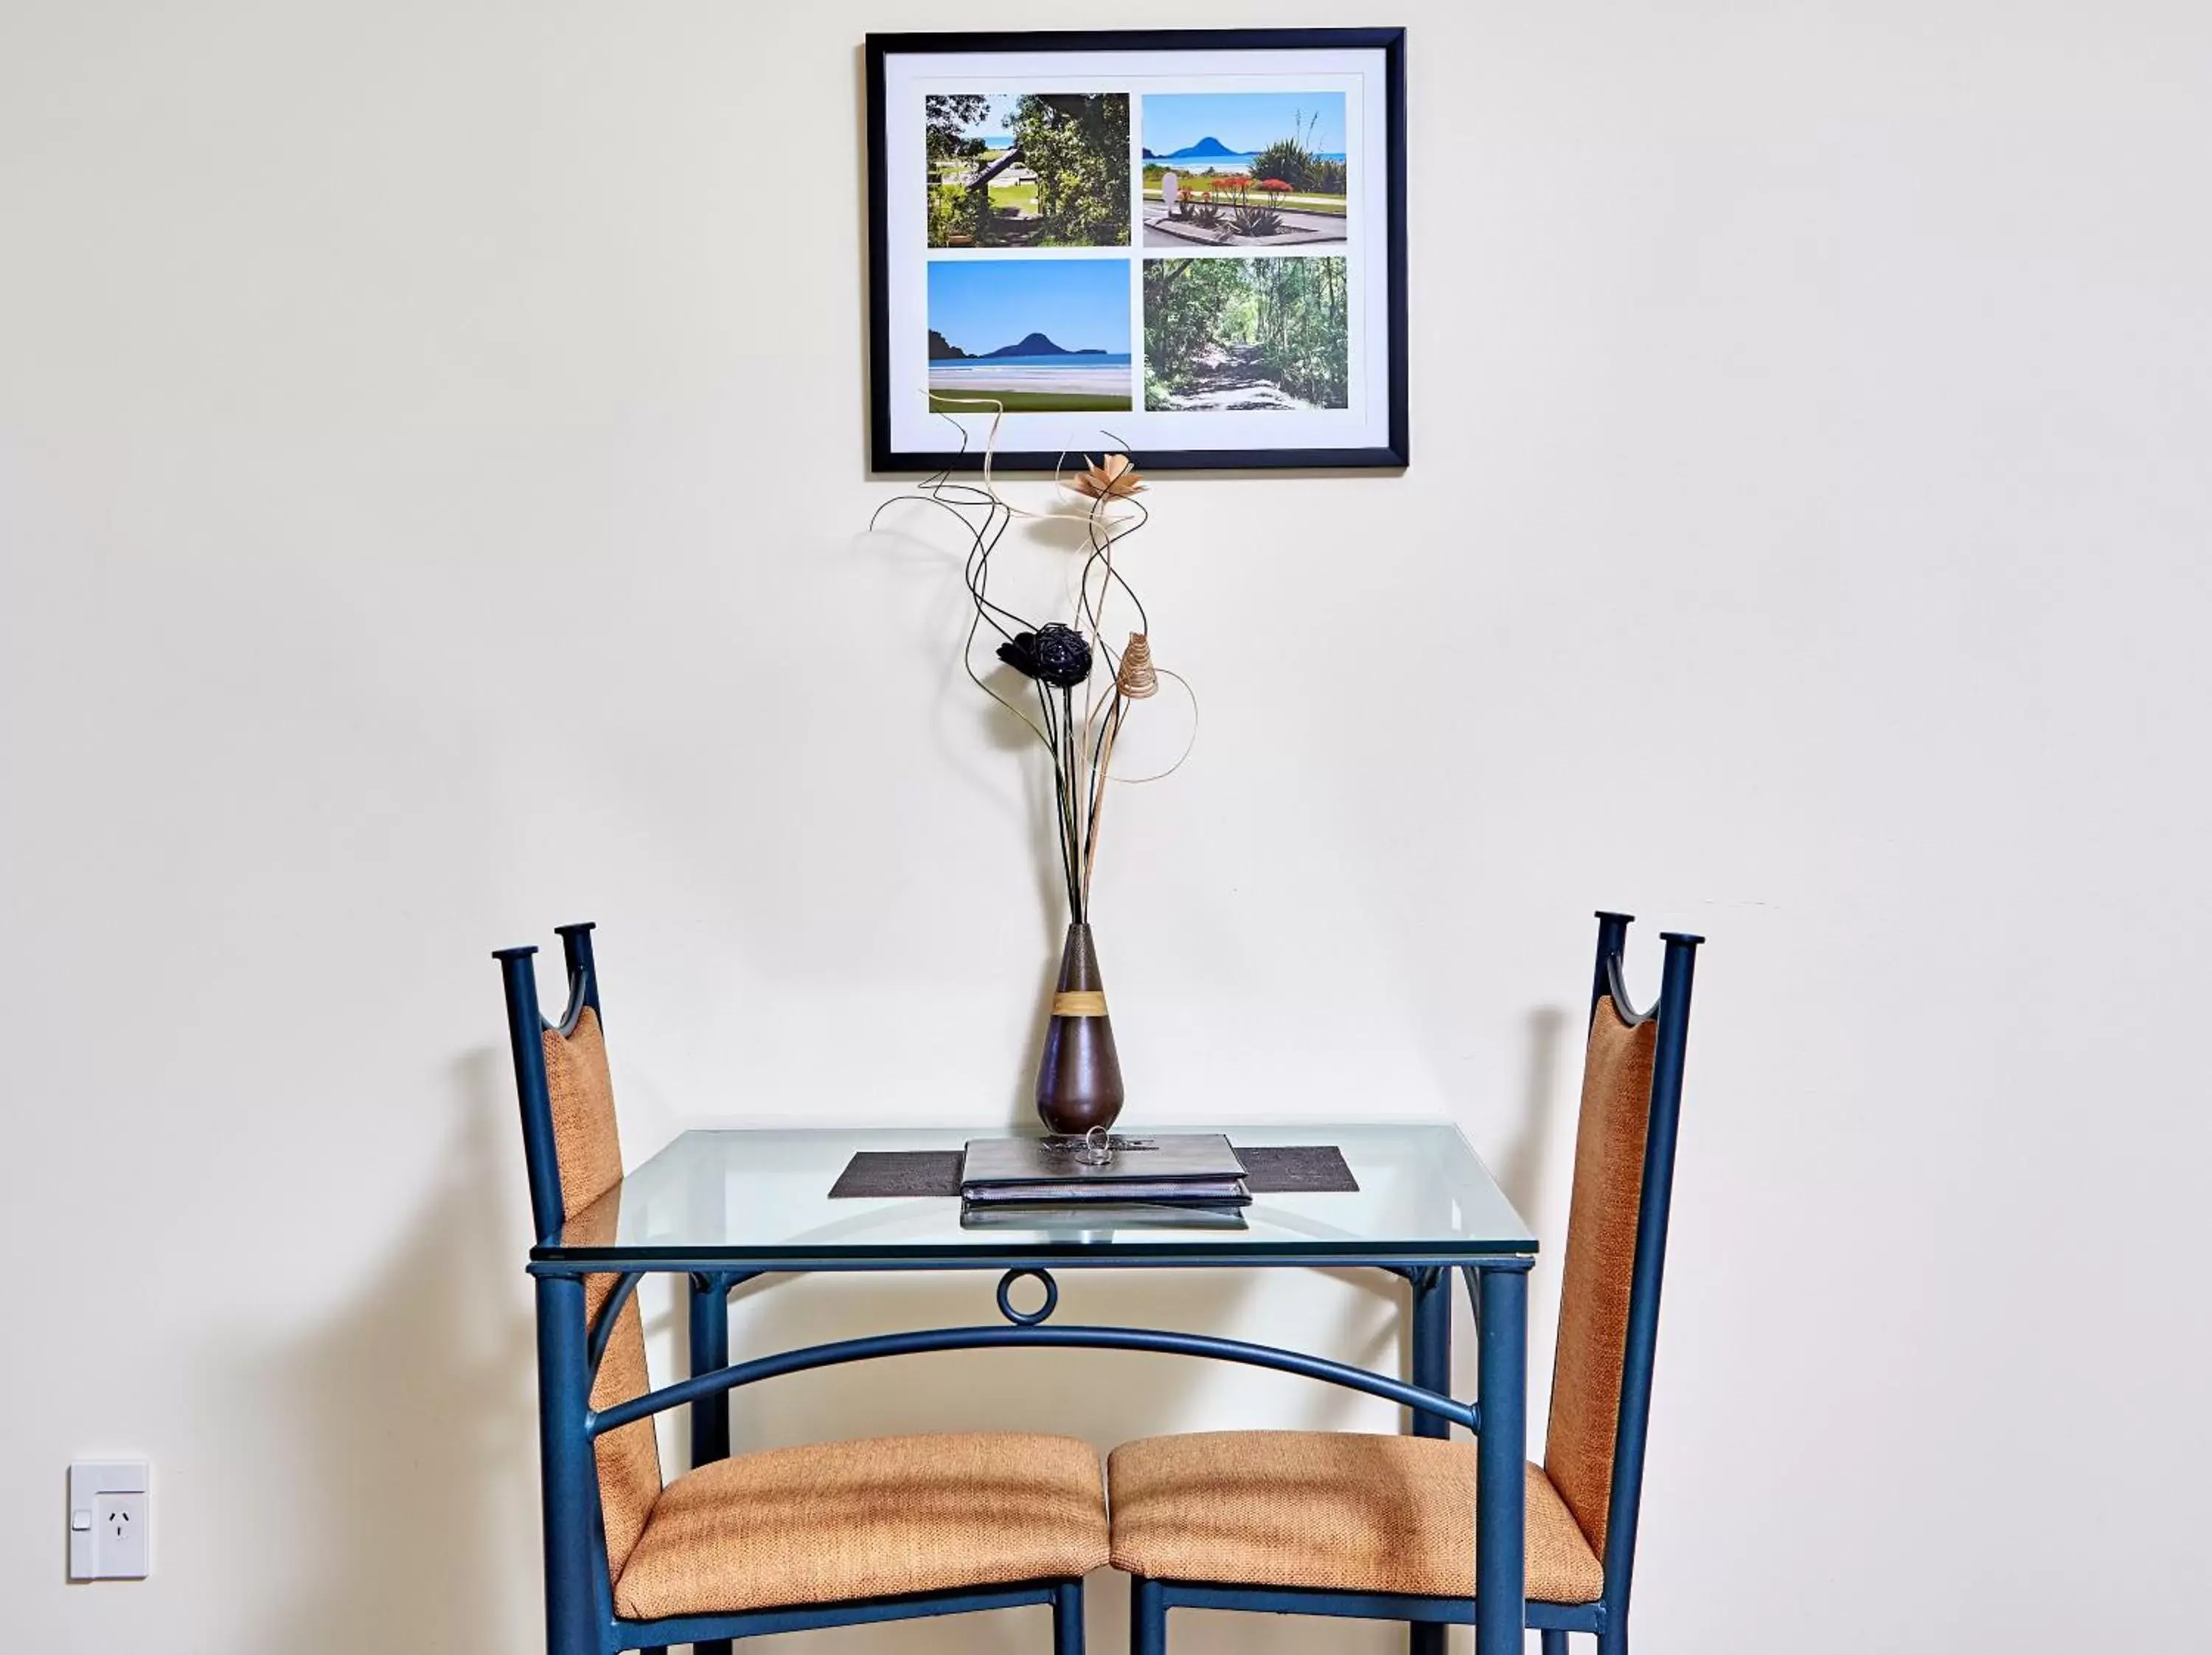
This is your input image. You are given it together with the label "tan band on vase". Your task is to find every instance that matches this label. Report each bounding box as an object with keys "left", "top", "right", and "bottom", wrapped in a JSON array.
[{"left": 1051, "top": 990, "right": 1108, "bottom": 1018}]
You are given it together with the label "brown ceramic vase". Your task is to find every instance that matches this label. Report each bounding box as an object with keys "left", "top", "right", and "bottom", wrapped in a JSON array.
[{"left": 1034, "top": 923, "right": 1125, "bottom": 1135}]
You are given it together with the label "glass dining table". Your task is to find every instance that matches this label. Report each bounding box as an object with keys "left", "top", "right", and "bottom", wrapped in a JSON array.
[{"left": 531, "top": 1122, "right": 1540, "bottom": 1655}]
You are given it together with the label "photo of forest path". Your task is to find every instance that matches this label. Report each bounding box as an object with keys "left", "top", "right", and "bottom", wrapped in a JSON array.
[
  {"left": 925, "top": 93, "right": 1130, "bottom": 248},
  {"left": 1143, "top": 257, "right": 1349, "bottom": 412}
]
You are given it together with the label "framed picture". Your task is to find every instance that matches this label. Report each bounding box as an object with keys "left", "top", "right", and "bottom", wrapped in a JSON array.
[{"left": 866, "top": 29, "right": 1408, "bottom": 473}]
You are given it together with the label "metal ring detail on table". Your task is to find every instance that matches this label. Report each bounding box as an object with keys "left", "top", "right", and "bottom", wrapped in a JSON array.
[{"left": 995, "top": 1268, "right": 1060, "bottom": 1325}]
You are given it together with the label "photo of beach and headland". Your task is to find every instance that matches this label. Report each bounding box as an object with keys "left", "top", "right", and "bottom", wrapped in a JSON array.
[
  {"left": 928, "top": 259, "right": 1133, "bottom": 414},
  {"left": 1140, "top": 92, "right": 1349, "bottom": 249}
]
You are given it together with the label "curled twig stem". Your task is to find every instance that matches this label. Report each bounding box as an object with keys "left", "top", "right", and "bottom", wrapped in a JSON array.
[{"left": 868, "top": 412, "right": 1158, "bottom": 926}]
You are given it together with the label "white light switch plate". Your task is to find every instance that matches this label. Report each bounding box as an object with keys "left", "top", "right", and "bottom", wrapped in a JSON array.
[{"left": 69, "top": 1460, "right": 150, "bottom": 1580}]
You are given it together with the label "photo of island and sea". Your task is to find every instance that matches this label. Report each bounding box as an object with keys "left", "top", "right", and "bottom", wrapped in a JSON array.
[
  {"left": 1140, "top": 92, "right": 1349, "bottom": 248},
  {"left": 927, "top": 259, "right": 1133, "bottom": 413}
]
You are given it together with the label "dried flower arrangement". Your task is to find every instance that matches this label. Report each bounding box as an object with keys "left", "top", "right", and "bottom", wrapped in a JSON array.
[{"left": 869, "top": 421, "right": 1191, "bottom": 1134}]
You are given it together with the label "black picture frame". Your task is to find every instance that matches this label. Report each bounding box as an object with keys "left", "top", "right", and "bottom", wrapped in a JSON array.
[{"left": 866, "top": 28, "right": 1409, "bottom": 473}]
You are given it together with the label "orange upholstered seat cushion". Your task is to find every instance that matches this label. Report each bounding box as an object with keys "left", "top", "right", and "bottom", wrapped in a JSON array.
[
  {"left": 1107, "top": 1430, "right": 1604, "bottom": 1606},
  {"left": 613, "top": 1432, "right": 1110, "bottom": 1620}
]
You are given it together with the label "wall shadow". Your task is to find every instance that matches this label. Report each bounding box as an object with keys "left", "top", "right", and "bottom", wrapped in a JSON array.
[
  {"left": 1495, "top": 1005, "right": 1569, "bottom": 1228},
  {"left": 241, "top": 1050, "right": 538, "bottom": 1654}
]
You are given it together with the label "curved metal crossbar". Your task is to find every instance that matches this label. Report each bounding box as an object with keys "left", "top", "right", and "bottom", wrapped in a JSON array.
[
  {"left": 586, "top": 1324, "right": 1479, "bottom": 1439},
  {"left": 585, "top": 1272, "right": 641, "bottom": 1380}
]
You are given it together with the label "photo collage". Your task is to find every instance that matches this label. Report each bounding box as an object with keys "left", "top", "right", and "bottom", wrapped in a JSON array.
[{"left": 922, "top": 90, "right": 1351, "bottom": 417}]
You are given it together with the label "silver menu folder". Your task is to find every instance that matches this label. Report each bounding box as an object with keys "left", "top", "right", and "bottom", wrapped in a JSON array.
[{"left": 960, "top": 1133, "right": 1251, "bottom": 1205}]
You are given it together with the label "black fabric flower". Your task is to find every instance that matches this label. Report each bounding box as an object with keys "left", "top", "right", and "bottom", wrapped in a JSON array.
[{"left": 997, "top": 623, "right": 1093, "bottom": 688}]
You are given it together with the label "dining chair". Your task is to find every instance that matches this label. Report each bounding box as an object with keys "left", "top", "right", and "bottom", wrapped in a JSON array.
[
  {"left": 1108, "top": 912, "right": 1701, "bottom": 1655},
  {"left": 497, "top": 922, "right": 1107, "bottom": 1654}
]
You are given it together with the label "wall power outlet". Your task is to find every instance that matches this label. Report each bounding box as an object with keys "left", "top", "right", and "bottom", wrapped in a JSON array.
[{"left": 69, "top": 1461, "right": 150, "bottom": 1580}]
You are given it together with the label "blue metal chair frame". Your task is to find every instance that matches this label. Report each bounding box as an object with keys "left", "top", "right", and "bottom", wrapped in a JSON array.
[
  {"left": 502, "top": 926, "right": 1105, "bottom": 1655},
  {"left": 498, "top": 922, "right": 1586, "bottom": 1655},
  {"left": 1126, "top": 914, "right": 1702, "bottom": 1655}
]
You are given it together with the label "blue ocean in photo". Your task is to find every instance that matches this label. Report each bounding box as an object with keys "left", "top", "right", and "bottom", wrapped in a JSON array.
[
  {"left": 932, "top": 353, "right": 1132, "bottom": 372},
  {"left": 1147, "top": 151, "right": 1345, "bottom": 173},
  {"left": 1141, "top": 91, "right": 1351, "bottom": 176}
]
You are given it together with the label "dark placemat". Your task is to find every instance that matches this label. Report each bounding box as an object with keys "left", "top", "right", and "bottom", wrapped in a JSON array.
[
  {"left": 1233, "top": 1145, "right": 1359, "bottom": 1193},
  {"left": 828, "top": 1151, "right": 965, "bottom": 1199},
  {"left": 829, "top": 1144, "right": 1357, "bottom": 1199}
]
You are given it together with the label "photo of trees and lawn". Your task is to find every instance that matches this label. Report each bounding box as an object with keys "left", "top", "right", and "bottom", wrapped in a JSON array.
[
  {"left": 1142, "top": 257, "right": 1349, "bottom": 412},
  {"left": 925, "top": 93, "right": 1130, "bottom": 248},
  {"left": 1141, "top": 92, "right": 1348, "bottom": 249}
]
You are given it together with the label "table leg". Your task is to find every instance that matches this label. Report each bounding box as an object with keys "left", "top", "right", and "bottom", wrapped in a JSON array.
[
  {"left": 1408, "top": 1268, "right": 1451, "bottom": 1655},
  {"left": 535, "top": 1274, "right": 597, "bottom": 1655},
  {"left": 687, "top": 1272, "right": 732, "bottom": 1655},
  {"left": 1472, "top": 1264, "right": 1528, "bottom": 1655}
]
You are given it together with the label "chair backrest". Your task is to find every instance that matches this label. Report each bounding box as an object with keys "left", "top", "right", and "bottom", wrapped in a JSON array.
[
  {"left": 1543, "top": 911, "right": 1700, "bottom": 1616},
  {"left": 495, "top": 923, "right": 664, "bottom": 1586}
]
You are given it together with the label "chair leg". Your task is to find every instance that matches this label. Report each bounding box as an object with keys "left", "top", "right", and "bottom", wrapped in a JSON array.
[
  {"left": 1055, "top": 1580, "right": 1086, "bottom": 1655},
  {"left": 1540, "top": 1634, "right": 1568, "bottom": 1655},
  {"left": 1130, "top": 1576, "right": 1167, "bottom": 1655}
]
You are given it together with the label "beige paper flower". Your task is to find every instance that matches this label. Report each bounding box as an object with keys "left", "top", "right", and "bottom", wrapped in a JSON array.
[{"left": 1070, "top": 453, "right": 1146, "bottom": 499}]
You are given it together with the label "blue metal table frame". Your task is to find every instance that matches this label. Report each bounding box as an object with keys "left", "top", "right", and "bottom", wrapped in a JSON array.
[{"left": 526, "top": 1125, "right": 1537, "bottom": 1655}]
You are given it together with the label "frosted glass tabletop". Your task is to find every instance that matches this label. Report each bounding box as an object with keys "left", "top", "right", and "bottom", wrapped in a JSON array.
[{"left": 539, "top": 1123, "right": 1537, "bottom": 1269}]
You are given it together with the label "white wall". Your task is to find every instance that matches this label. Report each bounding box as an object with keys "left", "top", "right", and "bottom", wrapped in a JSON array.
[{"left": 4, "top": 2, "right": 2207, "bottom": 1651}]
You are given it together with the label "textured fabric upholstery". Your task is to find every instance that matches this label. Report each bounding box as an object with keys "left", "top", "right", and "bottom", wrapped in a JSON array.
[
  {"left": 613, "top": 1433, "right": 1110, "bottom": 1619},
  {"left": 543, "top": 1008, "right": 661, "bottom": 1581},
  {"left": 581, "top": 1277, "right": 661, "bottom": 1579},
  {"left": 545, "top": 1007, "right": 624, "bottom": 1215},
  {"left": 1107, "top": 1431, "right": 1604, "bottom": 1606},
  {"left": 1543, "top": 999, "right": 1659, "bottom": 1556}
]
